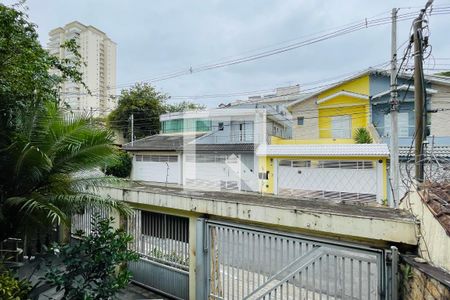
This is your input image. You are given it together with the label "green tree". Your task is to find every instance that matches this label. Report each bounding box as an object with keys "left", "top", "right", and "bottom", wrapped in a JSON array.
[
  {"left": 103, "top": 151, "right": 132, "bottom": 178},
  {"left": 0, "top": 4, "right": 84, "bottom": 132},
  {"left": 108, "top": 83, "right": 168, "bottom": 140},
  {"left": 108, "top": 83, "right": 206, "bottom": 140},
  {"left": 0, "top": 104, "right": 130, "bottom": 240},
  {"left": 165, "top": 100, "right": 206, "bottom": 113},
  {"left": 0, "top": 4, "right": 128, "bottom": 241},
  {"left": 43, "top": 215, "right": 139, "bottom": 300}
]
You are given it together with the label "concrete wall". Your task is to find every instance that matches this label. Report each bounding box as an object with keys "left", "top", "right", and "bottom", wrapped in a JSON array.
[
  {"left": 401, "top": 189, "right": 450, "bottom": 272},
  {"left": 430, "top": 83, "right": 450, "bottom": 137},
  {"left": 99, "top": 185, "right": 418, "bottom": 246},
  {"left": 290, "top": 97, "right": 319, "bottom": 140}
]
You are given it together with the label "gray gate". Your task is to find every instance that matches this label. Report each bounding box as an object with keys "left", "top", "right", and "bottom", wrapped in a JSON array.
[
  {"left": 127, "top": 210, "right": 190, "bottom": 299},
  {"left": 205, "top": 221, "right": 391, "bottom": 300}
]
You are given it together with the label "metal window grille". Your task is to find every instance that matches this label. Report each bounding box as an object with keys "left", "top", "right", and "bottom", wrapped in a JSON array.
[{"left": 128, "top": 210, "right": 189, "bottom": 271}]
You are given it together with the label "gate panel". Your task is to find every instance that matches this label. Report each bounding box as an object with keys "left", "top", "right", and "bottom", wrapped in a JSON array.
[
  {"left": 207, "top": 221, "right": 384, "bottom": 300},
  {"left": 127, "top": 210, "right": 190, "bottom": 299}
]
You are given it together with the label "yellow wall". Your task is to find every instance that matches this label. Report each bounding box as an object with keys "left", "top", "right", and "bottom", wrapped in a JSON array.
[
  {"left": 317, "top": 75, "right": 370, "bottom": 140},
  {"left": 318, "top": 75, "right": 369, "bottom": 99}
]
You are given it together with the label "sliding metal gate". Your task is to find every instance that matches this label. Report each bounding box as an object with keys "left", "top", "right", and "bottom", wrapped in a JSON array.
[
  {"left": 205, "top": 221, "right": 390, "bottom": 300},
  {"left": 127, "top": 210, "right": 190, "bottom": 299}
]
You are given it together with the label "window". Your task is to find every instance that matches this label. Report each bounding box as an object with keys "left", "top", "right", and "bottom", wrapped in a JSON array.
[
  {"left": 331, "top": 115, "right": 351, "bottom": 138},
  {"left": 318, "top": 160, "right": 374, "bottom": 169},
  {"left": 279, "top": 160, "right": 292, "bottom": 167},
  {"left": 292, "top": 160, "right": 311, "bottom": 168},
  {"left": 218, "top": 122, "right": 224, "bottom": 131},
  {"left": 384, "top": 112, "right": 410, "bottom": 137},
  {"left": 297, "top": 117, "right": 304, "bottom": 125},
  {"left": 138, "top": 155, "right": 178, "bottom": 162}
]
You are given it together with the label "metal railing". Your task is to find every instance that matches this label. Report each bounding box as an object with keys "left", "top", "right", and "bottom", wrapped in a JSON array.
[
  {"left": 71, "top": 206, "right": 110, "bottom": 236},
  {"left": 127, "top": 209, "right": 190, "bottom": 299}
]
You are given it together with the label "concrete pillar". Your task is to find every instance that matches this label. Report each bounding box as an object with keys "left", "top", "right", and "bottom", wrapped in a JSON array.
[
  {"left": 189, "top": 216, "right": 201, "bottom": 299},
  {"left": 109, "top": 209, "right": 122, "bottom": 230},
  {"left": 59, "top": 221, "right": 71, "bottom": 244}
]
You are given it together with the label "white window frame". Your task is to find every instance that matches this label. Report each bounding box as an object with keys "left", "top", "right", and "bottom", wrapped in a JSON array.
[{"left": 331, "top": 115, "right": 351, "bottom": 138}]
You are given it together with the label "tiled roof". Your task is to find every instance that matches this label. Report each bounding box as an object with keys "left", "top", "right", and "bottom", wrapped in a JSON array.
[
  {"left": 256, "top": 144, "right": 390, "bottom": 157},
  {"left": 399, "top": 146, "right": 450, "bottom": 159},
  {"left": 183, "top": 143, "right": 254, "bottom": 153},
  {"left": 424, "top": 182, "right": 450, "bottom": 236},
  {"left": 122, "top": 133, "right": 203, "bottom": 151}
]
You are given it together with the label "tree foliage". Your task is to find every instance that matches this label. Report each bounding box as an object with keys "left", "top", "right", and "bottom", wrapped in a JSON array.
[
  {"left": 0, "top": 4, "right": 84, "bottom": 132},
  {"left": 108, "top": 83, "right": 206, "bottom": 140},
  {"left": 0, "top": 4, "right": 129, "bottom": 240},
  {"left": 43, "top": 215, "right": 139, "bottom": 300},
  {"left": 103, "top": 151, "right": 132, "bottom": 178},
  {"left": 108, "top": 83, "right": 168, "bottom": 139},
  {"left": 0, "top": 104, "right": 131, "bottom": 240},
  {"left": 0, "top": 267, "right": 31, "bottom": 300},
  {"left": 166, "top": 100, "right": 206, "bottom": 113},
  {"left": 353, "top": 127, "right": 373, "bottom": 144}
]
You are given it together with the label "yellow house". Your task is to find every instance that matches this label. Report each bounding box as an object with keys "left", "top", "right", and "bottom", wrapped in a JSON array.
[
  {"left": 287, "top": 74, "right": 378, "bottom": 142},
  {"left": 258, "top": 74, "right": 388, "bottom": 204},
  {"left": 257, "top": 143, "right": 389, "bottom": 203}
]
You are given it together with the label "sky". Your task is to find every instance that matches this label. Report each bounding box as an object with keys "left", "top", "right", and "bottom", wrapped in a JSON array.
[{"left": 4, "top": 0, "right": 450, "bottom": 107}]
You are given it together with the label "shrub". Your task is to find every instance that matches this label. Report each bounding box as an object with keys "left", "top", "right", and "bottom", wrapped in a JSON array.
[
  {"left": 103, "top": 151, "right": 132, "bottom": 178},
  {"left": 354, "top": 127, "right": 373, "bottom": 144},
  {"left": 0, "top": 269, "right": 31, "bottom": 300},
  {"left": 43, "top": 215, "right": 139, "bottom": 299}
]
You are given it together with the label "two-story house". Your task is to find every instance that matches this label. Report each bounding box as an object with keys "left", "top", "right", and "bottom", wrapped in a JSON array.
[
  {"left": 257, "top": 71, "right": 389, "bottom": 203},
  {"left": 265, "top": 69, "right": 450, "bottom": 203},
  {"left": 124, "top": 105, "right": 292, "bottom": 193}
]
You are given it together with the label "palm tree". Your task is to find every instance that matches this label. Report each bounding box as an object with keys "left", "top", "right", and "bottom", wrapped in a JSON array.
[{"left": 0, "top": 104, "right": 130, "bottom": 241}]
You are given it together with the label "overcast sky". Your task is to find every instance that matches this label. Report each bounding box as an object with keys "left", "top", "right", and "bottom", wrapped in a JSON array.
[{"left": 6, "top": 0, "right": 450, "bottom": 107}]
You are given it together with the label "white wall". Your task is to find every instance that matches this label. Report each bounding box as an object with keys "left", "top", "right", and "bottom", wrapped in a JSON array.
[{"left": 401, "top": 188, "right": 450, "bottom": 272}]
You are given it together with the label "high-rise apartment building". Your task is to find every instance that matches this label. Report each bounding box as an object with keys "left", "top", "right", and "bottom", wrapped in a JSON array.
[{"left": 48, "top": 21, "right": 117, "bottom": 117}]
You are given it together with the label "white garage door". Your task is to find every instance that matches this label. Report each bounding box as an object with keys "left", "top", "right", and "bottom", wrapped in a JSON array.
[
  {"left": 184, "top": 154, "right": 241, "bottom": 191},
  {"left": 132, "top": 155, "right": 180, "bottom": 184},
  {"left": 277, "top": 159, "right": 378, "bottom": 202}
]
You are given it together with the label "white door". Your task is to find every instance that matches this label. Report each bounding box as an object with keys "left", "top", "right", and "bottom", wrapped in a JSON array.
[
  {"left": 277, "top": 159, "right": 379, "bottom": 201},
  {"left": 132, "top": 155, "right": 180, "bottom": 184}
]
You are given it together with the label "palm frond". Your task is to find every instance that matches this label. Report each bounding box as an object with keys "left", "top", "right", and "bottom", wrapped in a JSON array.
[{"left": 50, "top": 193, "right": 132, "bottom": 217}]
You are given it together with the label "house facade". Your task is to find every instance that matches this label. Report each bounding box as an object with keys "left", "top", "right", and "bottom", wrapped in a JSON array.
[
  {"left": 122, "top": 133, "right": 202, "bottom": 185},
  {"left": 257, "top": 139, "right": 389, "bottom": 202},
  {"left": 257, "top": 72, "right": 388, "bottom": 203},
  {"left": 287, "top": 69, "right": 450, "bottom": 148},
  {"left": 125, "top": 105, "right": 292, "bottom": 193}
]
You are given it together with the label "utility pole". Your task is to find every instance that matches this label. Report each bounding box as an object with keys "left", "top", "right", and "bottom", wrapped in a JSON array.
[
  {"left": 130, "top": 113, "right": 134, "bottom": 146},
  {"left": 390, "top": 8, "right": 399, "bottom": 208},
  {"left": 414, "top": 0, "right": 433, "bottom": 183}
]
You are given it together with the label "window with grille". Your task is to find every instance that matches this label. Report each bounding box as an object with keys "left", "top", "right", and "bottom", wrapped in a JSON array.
[{"left": 138, "top": 155, "right": 178, "bottom": 162}]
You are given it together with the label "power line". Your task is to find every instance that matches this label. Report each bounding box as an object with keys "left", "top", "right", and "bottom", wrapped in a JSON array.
[{"left": 61, "top": 7, "right": 450, "bottom": 98}]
